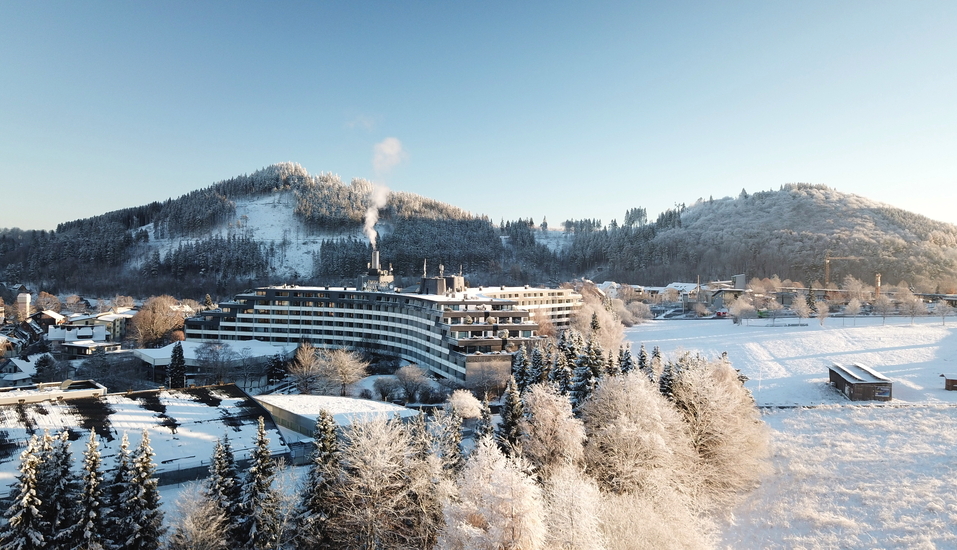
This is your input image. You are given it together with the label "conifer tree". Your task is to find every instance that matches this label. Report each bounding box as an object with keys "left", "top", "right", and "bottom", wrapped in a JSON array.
[
  {"left": 549, "top": 352, "right": 572, "bottom": 395},
  {"left": 37, "top": 431, "right": 80, "bottom": 550},
  {"left": 512, "top": 346, "right": 531, "bottom": 393},
  {"left": 167, "top": 341, "right": 187, "bottom": 389},
  {"left": 266, "top": 352, "right": 287, "bottom": 386},
  {"left": 430, "top": 408, "right": 465, "bottom": 475},
  {"left": 619, "top": 345, "right": 636, "bottom": 374},
  {"left": 205, "top": 435, "right": 243, "bottom": 545},
  {"left": 475, "top": 398, "right": 495, "bottom": 441},
  {"left": 497, "top": 376, "right": 524, "bottom": 455},
  {"left": 0, "top": 435, "right": 46, "bottom": 550},
  {"left": 568, "top": 361, "right": 596, "bottom": 415},
  {"left": 605, "top": 349, "right": 621, "bottom": 377},
  {"left": 296, "top": 410, "right": 340, "bottom": 550},
  {"left": 103, "top": 434, "right": 134, "bottom": 550},
  {"left": 118, "top": 430, "right": 164, "bottom": 550},
  {"left": 528, "top": 345, "right": 547, "bottom": 387},
  {"left": 240, "top": 417, "right": 281, "bottom": 550},
  {"left": 651, "top": 345, "right": 663, "bottom": 379},
  {"left": 76, "top": 430, "right": 106, "bottom": 550}
]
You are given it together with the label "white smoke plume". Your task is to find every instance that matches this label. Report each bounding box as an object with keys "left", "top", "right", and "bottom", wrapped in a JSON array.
[
  {"left": 364, "top": 183, "right": 390, "bottom": 249},
  {"left": 373, "top": 137, "right": 406, "bottom": 174},
  {"left": 365, "top": 137, "right": 405, "bottom": 249}
]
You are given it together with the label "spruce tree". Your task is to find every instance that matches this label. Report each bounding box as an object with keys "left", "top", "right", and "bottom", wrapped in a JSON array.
[
  {"left": 118, "top": 430, "right": 164, "bottom": 550},
  {"left": 549, "top": 351, "right": 572, "bottom": 395},
  {"left": 103, "top": 433, "right": 134, "bottom": 550},
  {"left": 76, "top": 430, "right": 106, "bottom": 550},
  {"left": 528, "top": 345, "right": 547, "bottom": 387},
  {"left": 651, "top": 345, "right": 663, "bottom": 379},
  {"left": 205, "top": 435, "right": 243, "bottom": 545},
  {"left": 0, "top": 435, "right": 46, "bottom": 550},
  {"left": 240, "top": 417, "right": 281, "bottom": 550},
  {"left": 167, "top": 341, "right": 187, "bottom": 389},
  {"left": 619, "top": 345, "right": 636, "bottom": 374},
  {"left": 605, "top": 349, "right": 621, "bottom": 377},
  {"left": 475, "top": 398, "right": 495, "bottom": 441},
  {"left": 497, "top": 376, "right": 524, "bottom": 455},
  {"left": 296, "top": 410, "right": 340, "bottom": 550},
  {"left": 266, "top": 352, "right": 287, "bottom": 386},
  {"left": 590, "top": 312, "right": 601, "bottom": 334},
  {"left": 568, "top": 360, "right": 596, "bottom": 415},
  {"left": 512, "top": 346, "right": 531, "bottom": 393},
  {"left": 431, "top": 409, "right": 464, "bottom": 475},
  {"left": 36, "top": 431, "right": 80, "bottom": 550}
]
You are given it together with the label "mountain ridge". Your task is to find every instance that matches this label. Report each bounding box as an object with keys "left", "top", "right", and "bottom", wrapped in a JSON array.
[{"left": 3, "top": 166, "right": 957, "bottom": 299}]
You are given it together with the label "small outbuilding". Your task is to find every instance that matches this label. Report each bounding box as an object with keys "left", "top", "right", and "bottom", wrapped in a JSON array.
[
  {"left": 941, "top": 374, "right": 957, "bottom": 391},
  {"left": 829, "top": 363, "right": 893, "bottom": 401}
]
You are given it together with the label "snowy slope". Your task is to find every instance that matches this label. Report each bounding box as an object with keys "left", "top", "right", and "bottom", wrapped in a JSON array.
[
  {"left": 141, "top": 191, "right": 367, "bottom": 280},
  {"left": 623, "top": 317, "right": 957, "bottom": 549}
]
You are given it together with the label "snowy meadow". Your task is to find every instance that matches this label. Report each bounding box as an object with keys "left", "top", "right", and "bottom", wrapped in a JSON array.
[{"left": 625, "top": 316, "right": 957, "bottom": 549}]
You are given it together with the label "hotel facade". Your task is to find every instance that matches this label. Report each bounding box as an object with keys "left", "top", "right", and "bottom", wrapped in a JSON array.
[{"left": 184, "top": 267, "right": 582, "bottom": 385}]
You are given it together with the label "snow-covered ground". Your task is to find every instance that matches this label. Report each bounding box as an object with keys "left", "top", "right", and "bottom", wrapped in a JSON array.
[{"left": 625, "top": 316, "right": 957, "bottom": 549}]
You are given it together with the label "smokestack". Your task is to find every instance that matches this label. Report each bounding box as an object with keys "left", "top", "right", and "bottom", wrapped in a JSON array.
[{"left": 372, "top": 250, "right": 380, "bottom": 271}]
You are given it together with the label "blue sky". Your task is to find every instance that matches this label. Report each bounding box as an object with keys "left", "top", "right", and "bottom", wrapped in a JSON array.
[{"left": 2, "top": 1, "right": 956, "bottom": 231}]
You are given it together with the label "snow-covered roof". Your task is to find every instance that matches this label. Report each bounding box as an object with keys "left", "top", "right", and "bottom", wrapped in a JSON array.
[
  {"left": 135, "top": 339, "right": 294, "bottom": 367},
  {"left": 830, "top": 363, "right": 891, "bottom": 384},
  {"left": 255, "top": 394, "right": 417, "bottom": 427}
]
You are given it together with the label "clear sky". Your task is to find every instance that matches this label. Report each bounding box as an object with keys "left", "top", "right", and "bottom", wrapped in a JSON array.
[{"left": 2, "top": 1, "right": 956, "bottom": 231}]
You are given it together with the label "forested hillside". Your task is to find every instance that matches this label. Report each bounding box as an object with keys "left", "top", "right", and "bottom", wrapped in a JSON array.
[
  {"left": 564, "top": 184, "right": 957, "bottom": 292},
  {"left": 3, "top": 168, "right": 957, "bottom": 300}
]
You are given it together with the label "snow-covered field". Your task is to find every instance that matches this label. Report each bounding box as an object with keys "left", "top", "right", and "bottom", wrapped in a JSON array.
[{"left": 625, "top": 316, "right": 957, "bottom": 549}]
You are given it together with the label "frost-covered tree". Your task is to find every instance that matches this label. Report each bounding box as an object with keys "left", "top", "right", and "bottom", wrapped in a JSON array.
[
  {"left": 670, "top": 356, "right": 770, "bottom": 511},
  {"left": 239, "top": 418, "right": 281, "bottom": 550},
  {"left": 873, "top": 294, "right": 895, "bottom": 324},
  {"left": 446, "top": 389, "right": 482, "bottom": 420},
  {"left": 581, "top": 373, "right": 698, "bottom": 498},
  {"left": 430, "top": 408, "right": 465, "bottom": 476},
  {"left": 0, "top": 435, "right": 46, "bottom": 550},
  {"left": 936, "top": 299, "right": 955, "bottom": 325},
  {"left": 167, "top": 341, "right": 187, "bottom": 389},
  {"left": 542, "top": 466, "right": 606, "bottom": 550},
  {"left": 117, "top": 430, "right": 164, "bottom": 550},
  {"left": 792, "top": 296, "right": 811, "bottom": 324},
  {"left": 324, "top": 416, "right": 435, "bottom": 549},
  {"left": 845, "top": 297, "right": 862, "bottom": 326},
  {"left": 103, "top": 433, "right": 134, "bottom": 550},
  {"left": 204, "top": 435, "right": 243, "bottom": 545},
  {"left": 36, "top": 431, "right": 80, "bottom": 550},
  {"left": 296, "top": 410, "right": 340, "bottom": 550},
  {"left": 619, "top": 345, "right": 635, "bottom": 374},
  {"left": 475, "top": 398, "right": 495, "bottom": 441},
  {"left": 165, "top": 484, "right": 228, "bottom": 550},
  {"left": 75, "top": 430, "right": 106, "bottom": 550},
  {"left": 814, "top": 300, "right": 830, "bottom": 326},
  {"left": 897, "top": 288, "right": 926, "bottom": 324},
  {"left": 548, "top": 351, "right": 572, "bottom": 395},
  {"left": 527, "top": 345, "right": 548, "bottom": 387},
  {"left": 512, "top": 346, "right": 532, "bottom": 393},
  {"left": 497, "top": 376, "right": 524, "bottom": 454},
  {"left": 518, "top": 384, "right": 585, "bottom": 482},
  {"left": 439, "top": 437, "right": 546, "bottom": 550}
]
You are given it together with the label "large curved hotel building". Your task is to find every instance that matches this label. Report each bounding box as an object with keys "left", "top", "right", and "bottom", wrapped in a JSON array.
[{"left": 185, "top": 256, "right": 582, "bottom": 385}]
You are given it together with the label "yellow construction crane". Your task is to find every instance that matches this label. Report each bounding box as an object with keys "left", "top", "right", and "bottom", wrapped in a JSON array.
[{"left": 824, "top": 253, "right": 864, "bottom": 287}]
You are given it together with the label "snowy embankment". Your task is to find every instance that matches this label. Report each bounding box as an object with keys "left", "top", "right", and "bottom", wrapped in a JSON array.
[{"left": 626, "top": 317, "right": 957, "bottom": 549}]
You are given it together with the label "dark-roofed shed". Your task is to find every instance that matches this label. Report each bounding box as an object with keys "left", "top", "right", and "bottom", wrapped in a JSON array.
[{"left": 829, "top": 363, "right": 893, "bottom": 401}]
